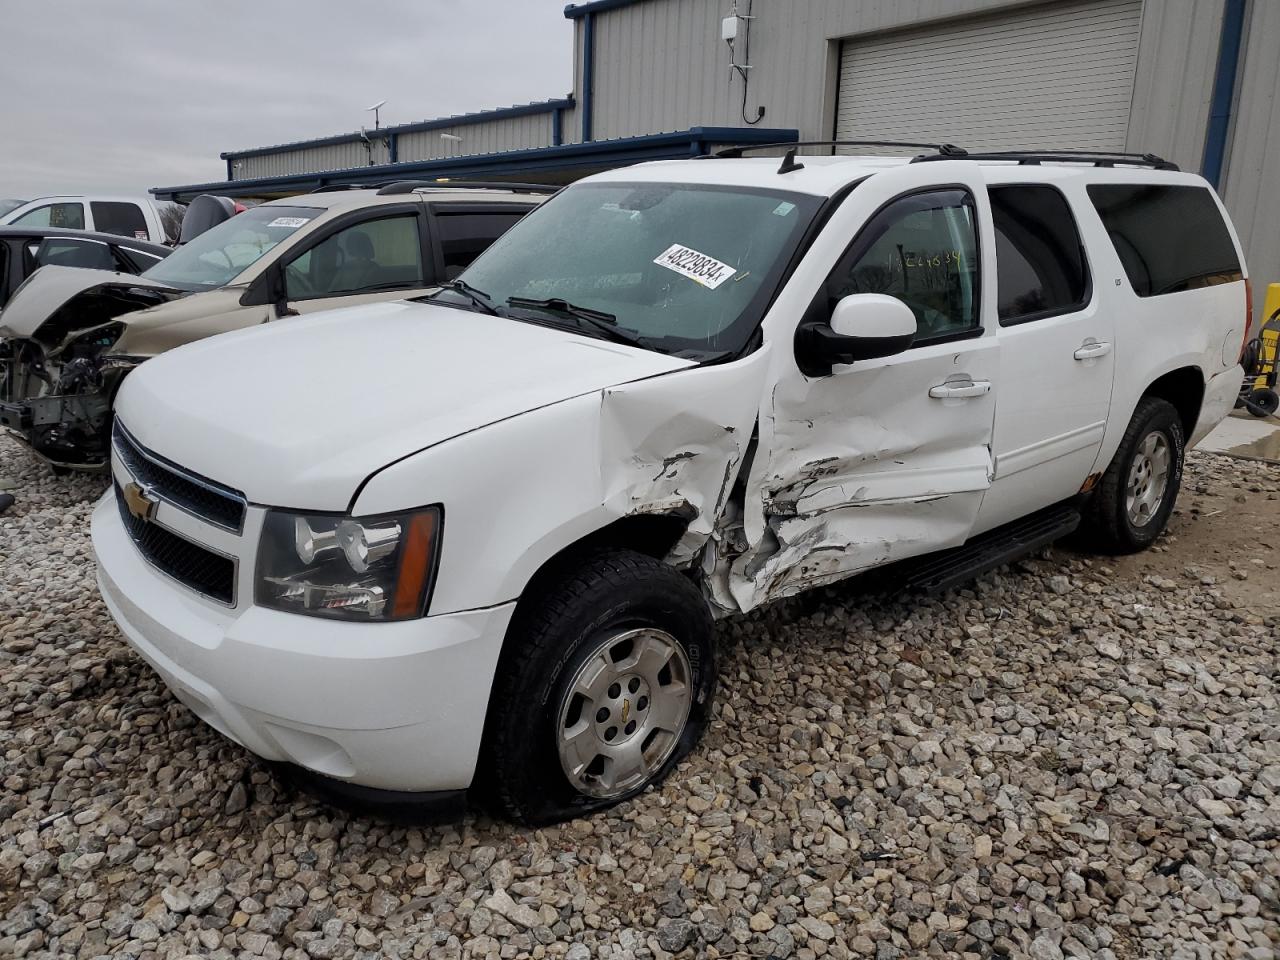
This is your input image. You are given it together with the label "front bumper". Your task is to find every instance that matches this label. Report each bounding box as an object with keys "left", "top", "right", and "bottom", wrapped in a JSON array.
[
  {"left": 92, "top": 493, "right": 514, "bottom": 793},
  {"left": 0, "top": 392, "right": 112, "bottom": 468}
]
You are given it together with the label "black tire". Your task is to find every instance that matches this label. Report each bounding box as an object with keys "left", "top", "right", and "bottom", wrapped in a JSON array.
[
  {"left": 476, "top": 548, "right": 715, "bottom": 825},
  {"left": 1084, "top": 396, "right": 1185, "bottom": 554},
  {"left": 1247, "top": 388, "right": 1279, "bottom": 417}
]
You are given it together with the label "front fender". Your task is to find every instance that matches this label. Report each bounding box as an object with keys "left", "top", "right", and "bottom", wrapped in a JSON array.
[
  {"left": 352, "top": 391, "right": 613, "bottom": 615},
  {"left": 351, "top": 351, "right": 769, "bottom": 616}
]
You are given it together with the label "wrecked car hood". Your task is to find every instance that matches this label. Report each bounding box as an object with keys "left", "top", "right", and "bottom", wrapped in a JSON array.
[
  {"left": 115, "top": 300, "right": 693, "bottom": 510},
  {"left": 0, "top": 266, "right": 182, "bottom": 339}
]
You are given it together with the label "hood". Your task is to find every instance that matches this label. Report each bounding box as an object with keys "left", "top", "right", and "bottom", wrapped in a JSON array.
[
  {"left": 115, "top": 300, "right": 693, "bottom": 510},
  {"left": 0, "top": 265, "right": 182, "bottom": 339}
]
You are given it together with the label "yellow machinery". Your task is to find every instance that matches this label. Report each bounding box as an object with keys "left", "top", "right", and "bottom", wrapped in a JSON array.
[{"left": 1241, "top": 282, "right": 1280, "bottom": 416}]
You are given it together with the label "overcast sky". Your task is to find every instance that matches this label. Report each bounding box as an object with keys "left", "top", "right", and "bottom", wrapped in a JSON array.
[{"left": 0, "top": 0, "right": 574, "bottom": 201}]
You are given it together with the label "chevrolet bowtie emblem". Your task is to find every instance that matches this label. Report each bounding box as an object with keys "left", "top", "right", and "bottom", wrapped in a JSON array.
[{"left": 122, "top": 481, "right": 158, "bottom": 523}]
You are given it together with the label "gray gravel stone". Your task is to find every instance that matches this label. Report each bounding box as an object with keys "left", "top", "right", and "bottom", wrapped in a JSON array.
[{"left": 3, "top": 436, "right": 1279, "bottom": 959}]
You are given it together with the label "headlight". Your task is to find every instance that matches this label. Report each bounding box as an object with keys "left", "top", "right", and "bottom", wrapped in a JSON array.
[{"left": 255, "top": 506, "right": 442, "bottom": 621}]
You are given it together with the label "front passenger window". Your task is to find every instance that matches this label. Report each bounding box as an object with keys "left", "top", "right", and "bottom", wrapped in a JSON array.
[
  {"left": 284, "top": 216, "right": 423, "bottom": 300},
  {"left": 828, "top": 189, "right": 979, "bottom": 342},
  {"left": 13, "top": 202, "right": 85, "bottom": 230}
]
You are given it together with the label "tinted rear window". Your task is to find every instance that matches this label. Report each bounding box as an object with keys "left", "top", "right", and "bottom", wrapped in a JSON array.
[
  {"left": 435, "top": 211, "right": 527, "bottom": 279},
  {"left": 92, "top": 201, "right": 149, "bottom": 239},
  {"left": 1087, "top": 184, "right": 1241, "bottom": 297},
  {"left": 991, "top": 185, "right": 1089, "bottom": 324}
]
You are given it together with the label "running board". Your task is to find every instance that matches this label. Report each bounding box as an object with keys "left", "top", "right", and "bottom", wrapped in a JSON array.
[{"left": 903, "top": 503, "right": 1081, "bottom": 595}]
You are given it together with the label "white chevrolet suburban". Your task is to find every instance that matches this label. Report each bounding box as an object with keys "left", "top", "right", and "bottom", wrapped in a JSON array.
[{"left": 90, "top": 145, "right": 1249, "bottom": 824}]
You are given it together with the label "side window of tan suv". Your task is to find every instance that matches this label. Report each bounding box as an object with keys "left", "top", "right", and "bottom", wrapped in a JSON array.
[{"left": 284, "top": 216, "right": 424, "bottom": 300}]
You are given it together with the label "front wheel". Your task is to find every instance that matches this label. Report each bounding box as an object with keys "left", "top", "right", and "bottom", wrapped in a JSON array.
[
  {"left": 477, "top": 548, "right": 715, "bottom": 825},
  {"left": 1084, "top": 396, "right": 1185, "bottom": 553}
]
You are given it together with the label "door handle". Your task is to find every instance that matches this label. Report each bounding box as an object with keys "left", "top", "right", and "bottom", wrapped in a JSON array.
[
  {"left": 928, "top": 378, "right": 992, "bottom": 399},
  {"left": 1074, "top": 339, "right": 1112, "bottom": 360}
]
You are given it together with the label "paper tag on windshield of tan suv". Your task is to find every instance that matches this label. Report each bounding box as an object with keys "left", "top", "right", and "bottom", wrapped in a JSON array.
[{"left": 653, "top": 243, "right": 737, "bottom": 289}]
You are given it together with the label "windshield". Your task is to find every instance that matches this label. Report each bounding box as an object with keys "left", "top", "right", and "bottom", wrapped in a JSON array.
[
  {"left": 453, "top": 182, "right": 822, "bottom": 357},
  {"left": 0, "top": 199, "right": 28, "bottom": 218},
  {"left": 142, "top": 205, "right": 322, "bottom": 291}
]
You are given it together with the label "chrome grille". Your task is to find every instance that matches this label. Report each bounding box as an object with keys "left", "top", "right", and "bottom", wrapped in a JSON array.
[
  {"left": 112, "top": 422, "right": 246, "bottom": 532},
  {"left": 114, "top": 482, "right": 236, "bottom": 605}
]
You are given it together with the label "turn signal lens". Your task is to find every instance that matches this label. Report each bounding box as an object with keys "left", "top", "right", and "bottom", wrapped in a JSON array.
[{"left": 392, "top": 511, "right": 439, "bottom": 618}]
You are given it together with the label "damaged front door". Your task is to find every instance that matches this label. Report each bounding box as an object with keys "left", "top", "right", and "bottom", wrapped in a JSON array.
[{"left": 733, "top": 168, "right": 998, "bottom": 608}]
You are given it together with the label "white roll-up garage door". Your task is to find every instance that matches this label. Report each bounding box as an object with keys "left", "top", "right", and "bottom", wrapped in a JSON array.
[{"left": 835, "top": 0, "right": 1143, "bottom": 153}]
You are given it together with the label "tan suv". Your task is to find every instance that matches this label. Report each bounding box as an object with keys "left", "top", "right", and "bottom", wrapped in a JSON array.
[{"left": 0, "top": 182, "right": 547, "bottom": 467}]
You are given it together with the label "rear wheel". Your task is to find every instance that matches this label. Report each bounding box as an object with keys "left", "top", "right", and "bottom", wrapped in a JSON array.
[
  {"left": 477, "top": 548, "right": 715, "bottom": 825},
  {"left": 1084, "top": 396, "right": 1185, "bottom": 553}
]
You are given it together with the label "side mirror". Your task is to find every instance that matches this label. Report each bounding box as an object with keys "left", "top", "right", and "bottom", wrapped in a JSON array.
[
  {"left": 265, "top": 266, "right": 298, "bottom": 318},
  {"left": 794, "top": 293, "right": 916, "bottom": 376},
  {"left": 239, "top": 266, "right": 296, "bottom": 317}
]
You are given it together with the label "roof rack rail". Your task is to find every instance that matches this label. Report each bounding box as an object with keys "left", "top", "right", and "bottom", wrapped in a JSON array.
[
  {"left": 711, "top": 140, "right": 968, "bottom": 159},
  {"left": 912, "top": 150, "right": 1178, "bottom": 171},
  {"left": 309, "top": 183, "right": 381, "bottom": 193},
  {"left": 708, "top": 140, "right": 968, "bottom": 175},
  {"left": 375, "top": 180, "right": 560, "bottom": 196}
]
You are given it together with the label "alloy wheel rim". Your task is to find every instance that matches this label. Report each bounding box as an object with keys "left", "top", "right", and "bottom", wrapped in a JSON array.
[
  {"left": 556, "top": 627, "right": 692, "bottom": 800},
  {"left": 1125, "top": 431, "right": 1171, "bottom": 527}
]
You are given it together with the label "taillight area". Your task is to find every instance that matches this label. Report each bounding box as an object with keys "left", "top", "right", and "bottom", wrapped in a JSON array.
[{"left": 1241, "top": 277, "right": 1254, "bottom": 362}]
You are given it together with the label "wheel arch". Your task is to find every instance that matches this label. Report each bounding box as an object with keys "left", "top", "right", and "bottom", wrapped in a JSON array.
[
  {"left": 506, "top": 511, "right": 697, "bottom": 634},
  {"left": 1141, "top": 365, "right": 1204, "bottom": 439}
]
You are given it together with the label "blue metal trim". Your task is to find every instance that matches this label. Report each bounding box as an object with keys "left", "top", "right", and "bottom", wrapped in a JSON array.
[
  {"left": 388, "top": 132, "right": 398, "bottom": 164},
  {"left": 564, "top": 0, "right": 646, "bottom": 19},
  {"left": 151, "top": 127, "right": 800, "bottom": 201},
  {"left": 219, "top": 98, "right": 577, "bottom": 161},
  {"left": 225, "top": 157, "right": 233, "bottom": 181},
  {"left": 552, "top": 108, "right": 564, "bottom": 147},
  {"left": 582, "top": 12, "right": 595, "bottom": 142},
  {"left": 1202, "top": 0, "right": 1247, "bottom": 187}
]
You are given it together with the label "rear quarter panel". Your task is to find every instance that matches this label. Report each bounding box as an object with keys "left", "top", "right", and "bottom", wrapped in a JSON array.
[{"left": 1077, "top": 179, "right": 1248, "bottom": 472}]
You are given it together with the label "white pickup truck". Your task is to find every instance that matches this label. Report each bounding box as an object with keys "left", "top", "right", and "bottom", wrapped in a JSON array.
[
  {"left": 91, "top": 145, "right": 1249, "bottom": 824},
  {"left": 0, "top": 195, "right": 168, "bottom": 243}
]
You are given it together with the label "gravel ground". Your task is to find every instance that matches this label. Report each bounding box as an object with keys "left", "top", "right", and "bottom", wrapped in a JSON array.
[{"left": 2, "top": 431, "right": 1278, "bottom": 960}]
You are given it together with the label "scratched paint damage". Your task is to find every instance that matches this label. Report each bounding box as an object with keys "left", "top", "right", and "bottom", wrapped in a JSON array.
[{"left": 602, "top": 353, "right": 995, "bottom": 617}]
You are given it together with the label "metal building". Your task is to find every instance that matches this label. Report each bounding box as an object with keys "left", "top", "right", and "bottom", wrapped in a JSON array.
[{"left": 154, "top": 0, "right": 1277, "bottom": 297}]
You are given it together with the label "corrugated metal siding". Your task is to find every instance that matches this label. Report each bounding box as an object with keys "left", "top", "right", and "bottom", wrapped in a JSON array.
[
  {"left": 396, "top": 113, "right": 555, "bottom": 162},
  {"left": 580, "top": 0, "right": 1224, "bottom": 158},
  {"left": 834, "top": 0, "right": 1142, "bottom": 152},
  {"left": 1125, "top": 0, "right": 1224, "bottom": 170},
  {"left": 232, "top": 139, "right": 391, "bottom": 180},
  {"left": 582, "top": 0, "right": 1101, "bottom": 142},
  {"left": 1222, "top": 0, "right": 1280, "bottom": 296},
  {"left": 229, "top": 113, "right": 560, "bottom": 180}
]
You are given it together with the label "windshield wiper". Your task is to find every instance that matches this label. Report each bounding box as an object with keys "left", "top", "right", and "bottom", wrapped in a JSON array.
[
  {"left": 426, "top": 279, "right": 499, "bottom": 315},
  {"left": 506, "top": 296, "right": 656, "bottom": 351}
]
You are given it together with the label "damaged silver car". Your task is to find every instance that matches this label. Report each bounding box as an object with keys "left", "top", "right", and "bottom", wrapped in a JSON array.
[{"left": 0, "top": 183, "right": 543, "bottom": 467}]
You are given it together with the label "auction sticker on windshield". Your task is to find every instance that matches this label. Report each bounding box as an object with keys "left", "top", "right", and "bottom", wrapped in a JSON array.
[
  {"left": 268, "top": 217, "right": 311, "bottom": 229},
  {"left": 653, "top": 243, "right": 736, "bottom": 289}
]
